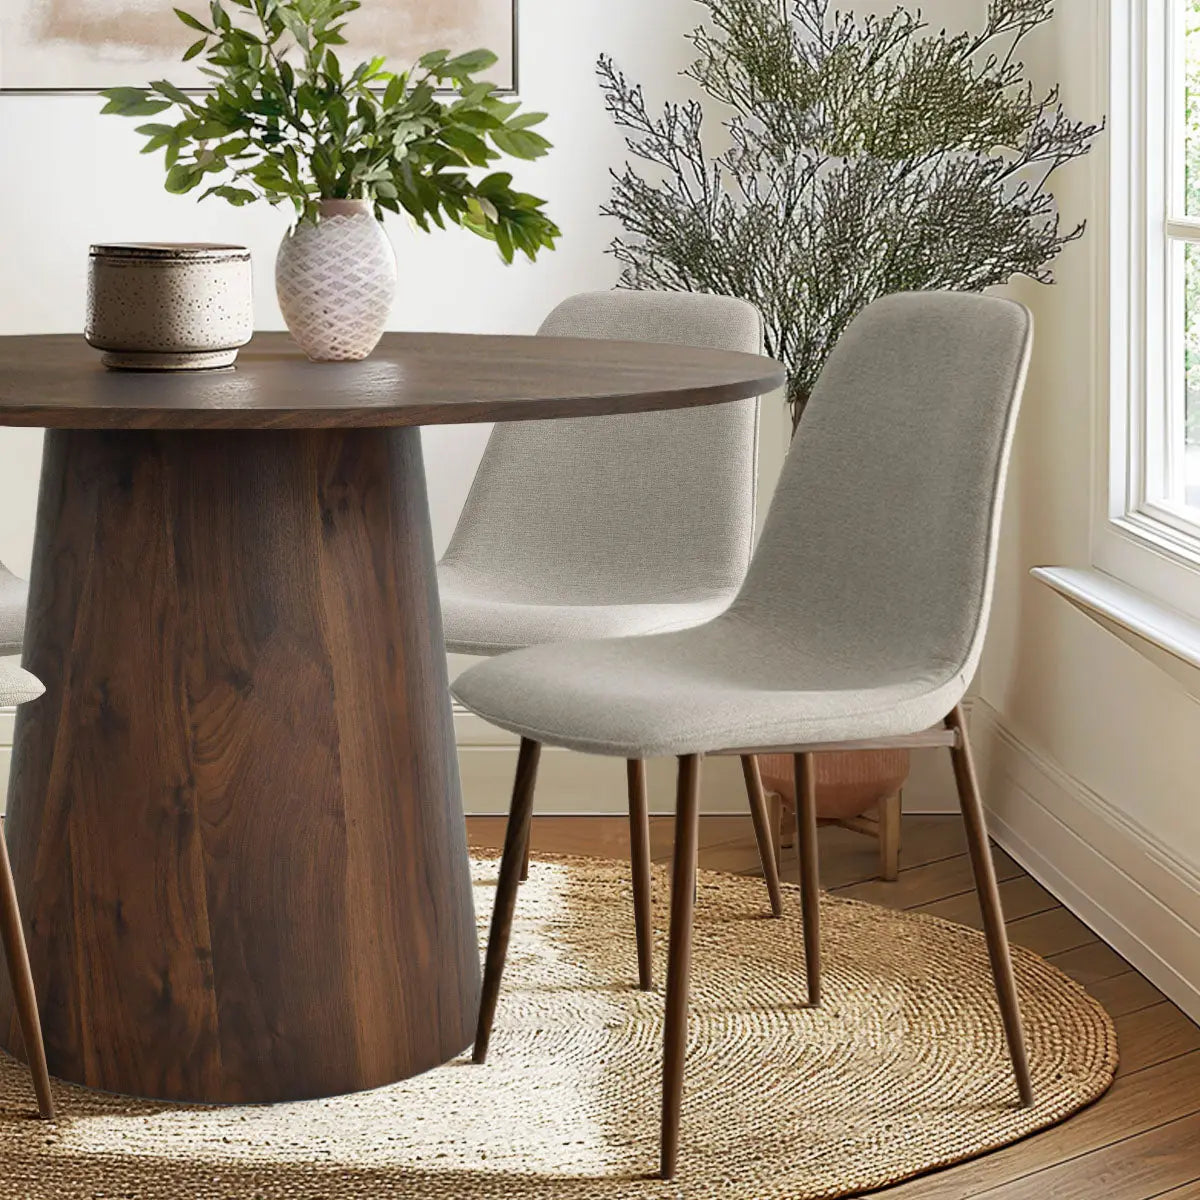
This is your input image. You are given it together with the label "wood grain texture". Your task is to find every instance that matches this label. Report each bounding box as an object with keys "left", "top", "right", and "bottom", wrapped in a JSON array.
[
  {"left": 1156, "top": 1182, "right": 1200, "bottom": 1199},
  {"left": 1046, "top": 940, "right": 1131, "bottom": 988},
  {"left": 1087, "top": 971, "right": 1168, "bottom": 1019},
  {"left": 1114, "top": 1002, "right": 1200, "bottom": 1075},
  {"left": 914, "top": 873, "right": 1058, "bottom": 927},
  {"left": 1007, "top": 906, "right": 1097, "bottom": 957},
  {"left": 0, "top": 426, "right": 480, "bottom": 1103},
  {"left": 0, "top": 333, "right": 784, "bottom": 430},
  {"left": 965, "top": 1111, "right": 1200, "bottom": 1200},
  {"left": 834, "top": 846, "right": 1022, "bottom": 908}
]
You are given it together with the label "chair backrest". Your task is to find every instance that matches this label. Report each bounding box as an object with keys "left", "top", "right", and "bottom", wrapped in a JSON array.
[
  {"left": 439, "top": 290, "right": 763, "bottom": 603},
  {"left": 0, "top": 560, "right": 27, "bottom": 656},
  {"left": 0, "top": 660, "right": 43, "bottom": 708},
  {"left": 733, "top": 291, "right": 1032, "bottom": 683}
]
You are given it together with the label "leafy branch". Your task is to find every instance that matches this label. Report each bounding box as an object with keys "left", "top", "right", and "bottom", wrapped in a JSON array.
[
  {"left": 101, "top": 0, "right": 560, "bottom": 262},
  {"left": 600, "top": 0, "right": 1102, "bottom": 426}
]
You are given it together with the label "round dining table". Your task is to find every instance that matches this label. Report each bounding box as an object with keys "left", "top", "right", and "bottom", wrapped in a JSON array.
[{"left": 0, "top": 330, "right": 783, "bottom": 1104}]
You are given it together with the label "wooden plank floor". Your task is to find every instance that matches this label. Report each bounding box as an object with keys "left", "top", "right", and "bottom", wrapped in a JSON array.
[{"left": 467, "top": 813, "right": 1200, "bottom": 1199}]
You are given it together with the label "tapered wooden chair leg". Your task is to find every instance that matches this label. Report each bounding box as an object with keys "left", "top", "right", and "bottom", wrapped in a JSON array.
[
  {"left": 879, "top": 791, "right": 902, "bottom": 882},
  {"left": 740, "top": 755, "right": 784, "bottom": 917},
  {"left": 946, "top": 706, "right": 1034, "bottom": 1106},
  {"left": 769, "top": 793, "right": 783, "bottom": 873},
  {"left": 474, "top": 738, "right": 541, "bottom": 1065},
  {"left": 660, "top": 753, "right": 702, "bottom": 1180},
  {"left": 520, "top": 842, "right": 531, "bottom": 883},
  {"left": 0, "top": 825, "right": 55, "bottom": 1120},
  {"left": 794, "top": 752, "right": 821, "bottom": 1006},
  {"left": 627, "top": 758, "right": 655, "bottom": 991}
]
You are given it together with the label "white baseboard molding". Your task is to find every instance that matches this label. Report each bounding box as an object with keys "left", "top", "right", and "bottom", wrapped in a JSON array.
[
  {"left": 970, "top": 698, "right": 1200, "bottom": 1025},
  {"left": 0, "top": 702, "right": 963, "bottom": 819}
]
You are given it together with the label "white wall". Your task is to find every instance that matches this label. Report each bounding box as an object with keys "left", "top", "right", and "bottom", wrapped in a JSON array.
[
  {"left": 0, "top": 0, "right": 719, "bottom": 570},
  {"left": 963, "top": 4, "right": 1200, "bottom": 1020}
]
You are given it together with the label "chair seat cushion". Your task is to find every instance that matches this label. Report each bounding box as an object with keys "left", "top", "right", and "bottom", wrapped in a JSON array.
[
  {"left": 438, "top": 566, "right": 738, "bottom": 656},
  {"left": 450, "top": 613, "right": 967, "bottom": 758},
  {"left": 0, "top": 564, "right": 27, "bottom": 655},
  {"left": 0, "top": 660, "right": 44, "bottom": 708}
]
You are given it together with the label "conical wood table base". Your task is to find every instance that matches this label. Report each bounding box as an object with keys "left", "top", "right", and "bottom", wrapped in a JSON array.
[{"left": 0, "top": 427, "right": 480, "bottom": 1103}]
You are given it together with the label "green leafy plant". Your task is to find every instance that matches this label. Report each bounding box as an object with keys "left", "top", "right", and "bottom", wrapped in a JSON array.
[
  {"left": 101, "top": 0, "right": 559, "bottom": 262},
  {"left": 600, "top": 0, "right": 1101, "bottom": 427}
]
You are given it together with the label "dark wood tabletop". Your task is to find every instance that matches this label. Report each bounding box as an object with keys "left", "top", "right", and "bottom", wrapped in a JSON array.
[{"left": 0, "top": 332, "right": 784, "bottom": 429}]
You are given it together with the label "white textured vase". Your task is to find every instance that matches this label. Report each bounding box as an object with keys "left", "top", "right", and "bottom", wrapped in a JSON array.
[{"left": 275, "top": 199, "right": 397, "bottom": 362}]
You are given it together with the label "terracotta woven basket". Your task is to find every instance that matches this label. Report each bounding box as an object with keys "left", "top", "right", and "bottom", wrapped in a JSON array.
[
  {"left": 758, "top": 749, "right": 910, "bottom": 881},
  {"left": 758, "top": 750, "right": 910, "bottom": 820}
]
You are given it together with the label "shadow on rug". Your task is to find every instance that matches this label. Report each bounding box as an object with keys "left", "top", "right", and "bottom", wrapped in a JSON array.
[{"left": 0, "top": 853, "right": 1117, "bottom": 1199}]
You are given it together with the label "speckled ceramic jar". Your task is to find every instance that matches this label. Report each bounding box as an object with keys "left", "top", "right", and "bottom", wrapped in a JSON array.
[{"left": 85, "top": 243, "right": 254, "bottom": 371}]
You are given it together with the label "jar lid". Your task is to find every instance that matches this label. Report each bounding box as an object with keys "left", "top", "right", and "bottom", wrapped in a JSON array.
[{"left": 89, "top": 243, "right": 251, "bottom": 262}]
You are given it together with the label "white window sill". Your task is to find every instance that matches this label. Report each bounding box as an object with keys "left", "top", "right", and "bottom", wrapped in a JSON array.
[{"left": 1032, "top": 566, "right": 1200, "bottom": 697}]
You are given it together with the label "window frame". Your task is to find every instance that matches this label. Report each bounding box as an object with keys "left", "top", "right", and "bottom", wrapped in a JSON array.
[{"left": 1098, "top": 0, "right": 1200, "bottom": 622}]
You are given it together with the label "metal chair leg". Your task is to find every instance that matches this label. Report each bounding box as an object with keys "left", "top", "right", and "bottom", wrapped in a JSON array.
[
  {"left": 0, "top": 824, "right": 55, "bottom": 1119},
  {"left": 945, "top": 705, "right": 1034, "bottom": 1106},
  {"left": 627, "top": 758, "right": 655, "bottom": 991},
  {"left": 794, "top": 752, "right": 821, "bottom": 1006},
  {"left": 660, "top": 753, "right": 702, "bottom": 1180},
  {"left": 740, "top": 755, "right": 784, "bottom": 917},
  {"left": 474, "top": 738, "right": 541, "bottom": 1065}
]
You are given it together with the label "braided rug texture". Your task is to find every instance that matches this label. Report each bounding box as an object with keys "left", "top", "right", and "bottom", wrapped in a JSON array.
[{"left": 0, "top": 854, "right": 1117, "bottom": 1199}]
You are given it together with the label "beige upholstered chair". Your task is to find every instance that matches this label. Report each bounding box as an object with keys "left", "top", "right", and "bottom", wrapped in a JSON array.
[
  {"left": 0, "top": 560, "right": 27, "bottom": 656},
  {"left": 0, "top": 659, "right": 55, "bottom": 1119},
  {"left": 453, "top": 292, "right": 1035, "bottom": 1178},
  {"left": 438, "top": 290, "right": 785, "bottom": 990}
]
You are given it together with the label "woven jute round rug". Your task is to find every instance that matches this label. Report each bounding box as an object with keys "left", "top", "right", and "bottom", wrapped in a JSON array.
[{"left": 0, "top": 853, "right": 1117, "bottom": 1199}]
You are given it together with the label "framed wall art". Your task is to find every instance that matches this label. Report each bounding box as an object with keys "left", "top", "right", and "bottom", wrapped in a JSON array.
[{"left": 0, "top": 0, "right": 517, "bottom": 92}]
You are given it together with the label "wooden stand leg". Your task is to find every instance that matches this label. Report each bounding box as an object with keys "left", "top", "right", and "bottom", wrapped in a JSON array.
[
  {"left": 768, "top": 792, "right": 784, "bottom": 872},
  {"left": 794, "top": 753, "right": 821, "bottom": 1006},
  {"left": 879, "top": 791, "right": 902, "bottom": 882},
  {"left": 660, "top": 754, "right": 702, "bottom": 1180},
  {"left": 627, "top": 759, "right": 655, "bottom": 991},
  {"left": 740, "top": 755, "right": 784, "bottom": 917},
  {"left": 0, "top": 826, "right": 55, "bottom": 1120},
  {"left": 474, "top": 738, "right": 541, "bottom": 1065},
  {"left": 945, "top": 706, "right": 1034, "bottom": 1106},
  {"left": 520, "top": 842, "right": 531, "bottom": 884}
]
